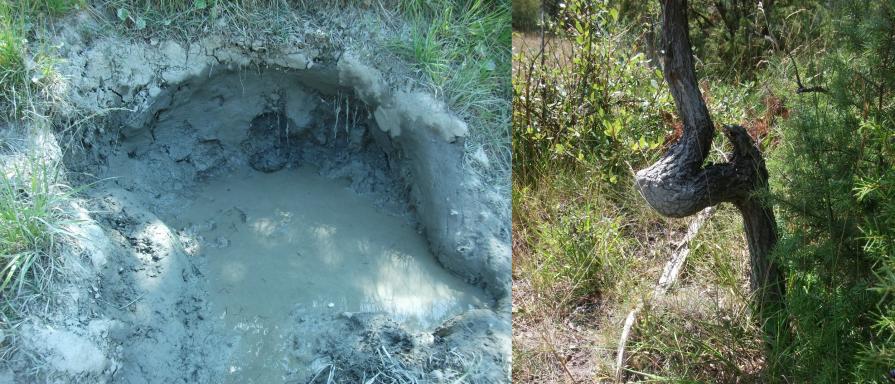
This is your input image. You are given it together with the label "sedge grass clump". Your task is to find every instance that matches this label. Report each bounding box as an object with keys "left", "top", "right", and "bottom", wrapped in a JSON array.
[
  {"left": 513, "top": 170, "right": 639, "bottom": 309},
  {"left": 0, "top": 5, "right": 31, "bottom": 120},
  {"left": 0, "top": 154, "right": 73, "bottom": 297},
  {"left": 0, "top": 147, "right": 77, "bottom": 361},
  {"left": 390, "top": 0, "right": 511, "bottom": 176},
  {"left": 392, "top": 0, "right": 510, "bottom": 92},
  {"left": 684, "top": 206, "right": 751, "bottom": 297},
  {"left": 530, "top": 201, "right": 628, "bottom": 304}
]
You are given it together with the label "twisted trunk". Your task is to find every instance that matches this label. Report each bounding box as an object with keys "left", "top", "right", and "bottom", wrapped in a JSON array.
[{"left": 635, "top": 0, "right": 784, "bottom": 317}]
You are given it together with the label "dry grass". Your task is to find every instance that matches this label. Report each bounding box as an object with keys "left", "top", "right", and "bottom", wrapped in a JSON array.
[
  {"left": 511, "top": 11, "right": 774, "bottom": 380},
  {"left": 510, "top": 97, "right": 766, "bottom": 382}
]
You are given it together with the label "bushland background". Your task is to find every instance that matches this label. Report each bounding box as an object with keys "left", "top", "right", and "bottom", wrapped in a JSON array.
[{"left": 512, "top": 1, "right": 895, "bottom": 382}]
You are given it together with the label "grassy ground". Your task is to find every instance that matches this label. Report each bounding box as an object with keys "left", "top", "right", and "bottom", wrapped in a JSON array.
[
  {"left": 512, "top": 1, "right": 895, "bottom": 382},
  {"left": 0, "top": 0, "right": 82, "bottom": 342},
  {"left": 0, "top": 146, "right": 74, "bottom": 321},
  {"left": 0, "top": 0, "right": 80, "bottom": 121},
  {"left": 510, "top": 148, "right": 763, "bottom": 381},
  {"left": 387, "top": 0, "right": 511, "bottom": 202},
  {"left": 511, "top": 9, "right": 773, "bottom": 381}
]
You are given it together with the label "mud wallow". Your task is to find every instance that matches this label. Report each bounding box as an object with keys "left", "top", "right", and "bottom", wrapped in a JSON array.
[{"left": 0, "top": 2, "right": 511, "bottom": 383}]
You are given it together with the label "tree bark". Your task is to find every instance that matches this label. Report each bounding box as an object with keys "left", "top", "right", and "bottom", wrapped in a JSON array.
[{"left": 634, "top": 0, "right": 785, "bottom": 320}]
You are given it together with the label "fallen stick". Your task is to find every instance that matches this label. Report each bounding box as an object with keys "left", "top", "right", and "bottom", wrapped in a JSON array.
[
  {"left": 539, "top": 326, "right": 578, "bottom": 384},
  {"left": 118, "top": 292, "right": 147, "bottom": 310},
  {"left": 614, "top": 206, "right": 716, "bottom": 382}
]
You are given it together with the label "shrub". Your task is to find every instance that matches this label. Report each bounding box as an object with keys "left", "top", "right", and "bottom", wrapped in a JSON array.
[
  {"left": 768, "top": 2, "right": 895, "bottom": 380},
  {"left": 512, "top": 0, "right": 673, "bottom": 185}
]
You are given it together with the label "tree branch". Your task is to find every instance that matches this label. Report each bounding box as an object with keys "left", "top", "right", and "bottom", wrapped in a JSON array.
[{"left": 787, "top": 50, "right": 828, "bottom": 94}]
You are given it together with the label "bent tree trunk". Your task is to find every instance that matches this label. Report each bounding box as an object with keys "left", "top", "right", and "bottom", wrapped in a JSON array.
[{"left": 634, "top": 0, "right": 785, "bottom": 323}]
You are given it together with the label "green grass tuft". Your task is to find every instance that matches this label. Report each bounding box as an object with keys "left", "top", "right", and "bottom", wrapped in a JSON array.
[
  {"left": 391, "top": 0, "right": 511, "bottom": 174},
  {"left": 0, "top": 0, "right": 80, "bottom": 121},
  {"left": 0, "top": 153, "right": 73, "bottom": 296}
]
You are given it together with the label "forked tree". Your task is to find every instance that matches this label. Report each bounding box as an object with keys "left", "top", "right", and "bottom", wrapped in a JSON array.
[{"left": 634, "top": 1, "right": 785, "bottom": 321}]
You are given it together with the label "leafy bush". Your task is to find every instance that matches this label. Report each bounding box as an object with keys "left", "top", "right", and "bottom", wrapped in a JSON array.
[{"left": 512, "top": 0, "right": 673, "bottom": 184}]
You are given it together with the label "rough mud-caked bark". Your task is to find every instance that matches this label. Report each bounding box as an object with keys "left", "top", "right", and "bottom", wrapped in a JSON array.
[{"left": 634, "top": 0, "right": 784, "bottom": 313}]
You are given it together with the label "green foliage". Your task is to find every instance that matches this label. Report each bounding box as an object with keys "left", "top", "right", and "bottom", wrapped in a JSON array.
[
  {"left": 768, "top": 2, "right": 895, "bottom": 381},
  {"left": 512, "top": 0, "right": 673, "bottom": 184},
  {"left": 511, "top": 0, "right": 540, "bottom": 31},
  {"left": 0, "top": 155, "right": 73, "bottom": 296},
  {"left": 513, "top": 171, "right": 639, "bottom": 308},
  {"left": 0, "top": 0, "right": 81, "bottom": 120}
]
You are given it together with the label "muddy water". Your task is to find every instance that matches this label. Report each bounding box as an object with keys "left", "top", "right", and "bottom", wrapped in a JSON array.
[{"left": 167, "top": 166, "right": 488, "bottom": 382}]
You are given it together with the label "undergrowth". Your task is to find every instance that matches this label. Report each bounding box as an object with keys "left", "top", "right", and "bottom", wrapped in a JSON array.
[
  {"left": 512, "top": 0, "right": 895, "bottom": 382},
  {"left": 513, "top": 170, "right": 640, "bottom": 308},
  {"left": 0, "top": 141, "right": 76, "bottom": 361},
  {"left": 0, "top": 0, "right": 80, "bottom": 121},
  {"left": 0, "top": 0, "right": 81, "bottom": 346},
  {"left": 0, "top": 154, "right": 69, "bottom": 294}
]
